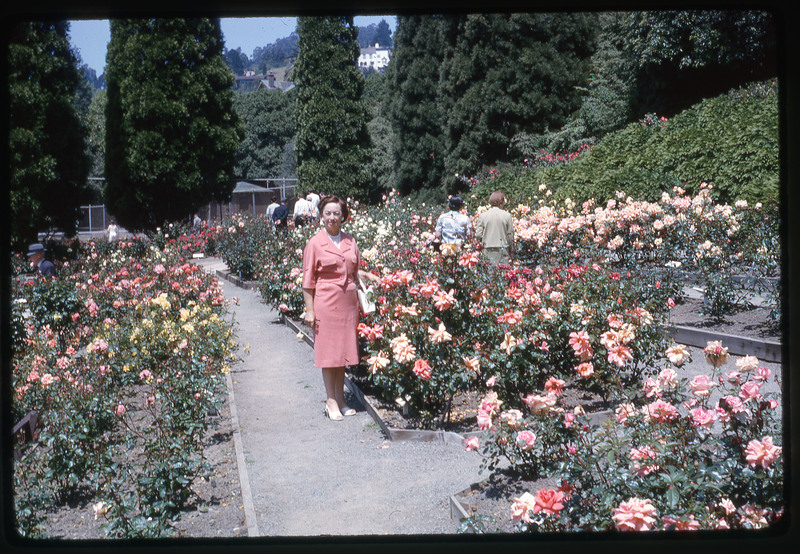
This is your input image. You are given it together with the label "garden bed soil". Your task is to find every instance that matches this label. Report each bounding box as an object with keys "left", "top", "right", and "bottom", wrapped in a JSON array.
[
  {"left": 36, "top": 388, "right": 246, "bottom": 540},
  {"left": 668, "top": 296, "right": 780, "bottom": 340},
  {"left": 455, "top": 468, "right": 563, "bottom": 534}
]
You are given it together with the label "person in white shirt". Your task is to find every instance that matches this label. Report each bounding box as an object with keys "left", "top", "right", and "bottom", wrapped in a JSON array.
[
  {"left": 306, "top": 189, "right": 320, "bottom": 219},
  {"left": 293, "top": 194, "right": 312, "bottom": 227},
  {"left": 266, "top": 195, "right": 279, "bottom": 219}
]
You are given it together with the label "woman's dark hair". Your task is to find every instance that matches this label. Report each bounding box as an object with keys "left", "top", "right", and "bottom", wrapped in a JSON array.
[
  {"left": 319, "top": 194, "right": 350, "bottom": 222},
  {"left": 448, "top": 196, "right": 464, "bottom": 211}
]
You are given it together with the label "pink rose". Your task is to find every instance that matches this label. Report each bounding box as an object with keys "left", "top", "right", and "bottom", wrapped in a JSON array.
[
  {"left": 115, "top": 404, "right": 126, "bottom": 416},
  {"left": 629, "top": 446, "right": 659, "bottom": 476},
  {"left": 464, "top": 437, "right": 480, "bottom": 451},
  {"left": 575, "top": 362, "right": 594, "bottom": 378},
  {"left": 412, "top": 359, "right": 432, "bottom": 381},
  {"left": 690, "top": 407, "right": 716, "bottom": 429},
  {"left": 532, "top": 488, "right": 565, "bottom": 514},
  {"left": 612, "top": 497, "right": 657, "bottom": 531},
  {"left": 745, "top": 436, "right": 782, "bottom": 469},
  {"left": 739, "top": 381, "right": 762, "bottom": 402},
  {"left": 689, "top": 375, "right": 715, "bottom": 397},
  {"left": 516, "top": 430, "right": 537, "bottom": 451}
]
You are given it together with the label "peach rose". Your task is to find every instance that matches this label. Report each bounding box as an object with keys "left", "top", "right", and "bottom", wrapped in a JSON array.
[{"left": 612, "top": 497, "right": 657, "bottom": 531}]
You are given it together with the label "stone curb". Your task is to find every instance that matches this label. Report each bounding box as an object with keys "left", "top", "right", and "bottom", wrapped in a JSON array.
[{"left": 663, "top": 324, "right": 782, "bottom": 363}]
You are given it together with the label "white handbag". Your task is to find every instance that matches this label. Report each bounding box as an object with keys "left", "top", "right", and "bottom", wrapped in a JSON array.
[{"left": 357, "top": 277, "right": 376, "bottom": 314}]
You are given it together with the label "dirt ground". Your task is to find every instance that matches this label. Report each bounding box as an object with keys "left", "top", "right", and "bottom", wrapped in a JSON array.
[{"left": 35, "top": 390, "right": 246, "bottom": 540}]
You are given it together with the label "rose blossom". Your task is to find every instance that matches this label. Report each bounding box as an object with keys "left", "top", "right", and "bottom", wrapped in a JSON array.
[
  {"left": 745, "top": 436, "right": 782, "bottom": 469},
  {"left": 464, "top": 437, "right": 480, "bottom": 451},
  {"left": 657, "top": 368, "right": 678, "bottom": 389},
  {"left": 689, "top": 375, "right": 715, "bottom": 397},
  {"left": 544, "top": 377, "right": 566, "bottom": 395},
  {"left": 615, "top": 403, "right": 636, "bottom": 424},
  {"left": 735, "top": 355, "right": 760, "bottom": 373},
  {"left": 689, "top": 407, "right": 716, "bottom": 429},
  {"left": 495, "top": 407, "right": 521, "bottom": 426},
  {"left": 643, "top": 400, "right": 679, "bottom": 423},
  {"left": 511, "top": 492, "right": 536, "bottom": 524},
  {"left": 522, "top": 392, "right": 557, "bottom": 414},
  {"left": 516, "top": 430, "right": 537, "bottom": 451},
  {"left": 608, "top": 344, "right": 633, "bottom": 368},
  {"left": 739, "top": 380, "right": 762, "bottom": 402},
  {"left": 532, "top": 488, "right": 565, "bottom": 514},
  {"left": 643, "top": 377, "right": 662, "bottom": 398},
  {"left": 612, "top": 497, "right": 658, "bottom": 531},
  {"left": 704, "top": 340, "right": 730, "bottom": 368},
  {"left": 412, "top": 359, "right": 432, "bottom": 381},
  {"left": 115, "top": 404, "right": 126, "bottom": 416},
  {"left": 666, "top": 344, "right": 689, "bottom": 366},
  {"left": 630, "top": 446, "right": 659, "bottom": 476},
  {"left": 575, "top": 362, "right": 594, "bottom": 378}
]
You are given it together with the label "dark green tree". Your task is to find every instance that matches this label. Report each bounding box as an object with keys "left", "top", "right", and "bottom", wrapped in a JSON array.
[
  {"left": 293, "top": 16, "right": 372, "bottom": 199},
  {"left": 510, "top": 11, "right": 633, "bottom": 156},
  {"left": 224, "top": 47, "right": 248, "bottom": 76},
  {"left": 440, "top": 13, "right": 596, "bottom": 191},
  {"left": 104, "top": 18, "right": 244, "bottom": 230},
  {"left": 624, "top": 9, "right": 777, "bottom": 117},
  {"left": 373, "top": 19, "right": 393, "bottom": 48},
  {"left": 385, "top": 14, "right": 459, "bottom": 196},
  {"left": 232, "top": 88, "right": 296, "bottom": 178},
  {"left": 7, "top": 20, "right": 93, "bottom": 248},
  {"left": 253, "top": 33, "right": 298, "bottom": 73}
]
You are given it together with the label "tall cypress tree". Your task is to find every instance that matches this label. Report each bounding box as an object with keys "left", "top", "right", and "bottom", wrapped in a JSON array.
[
  {"left": 385, "top": 15, "right": 458, "bottom": 196},
  {"left": 293, "top": 16, "right": 372, "bottom": 200},
  {"left": 7, "top": 20, "right": 93, "bottom": 247},
  {"left": 104, "top": 18, "right": 243, "bottom": 230},
  {"left": 440, "top": 13, "right": 596, "bottom": 191}
]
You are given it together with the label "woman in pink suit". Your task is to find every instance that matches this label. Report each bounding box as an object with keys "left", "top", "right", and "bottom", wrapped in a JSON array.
[{"left": 302, "top": 195, "right": 380, "bottom": 420}]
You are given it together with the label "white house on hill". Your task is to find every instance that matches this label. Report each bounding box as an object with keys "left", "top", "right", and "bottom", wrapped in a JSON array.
[{"left": 358, "top": 44, "right": 391, "bottom": 72}]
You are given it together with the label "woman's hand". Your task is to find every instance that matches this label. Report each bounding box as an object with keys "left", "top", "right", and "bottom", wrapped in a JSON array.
[
  {"left": 359, "top": 270, "right": 381, "bottom": 285},
  {"left": 304, "top": 309, "right": 316, "bottom": 329}
]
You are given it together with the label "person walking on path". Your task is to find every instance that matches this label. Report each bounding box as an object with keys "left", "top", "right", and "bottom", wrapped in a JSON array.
[
  {"left": 434, "top": 195, "right": 472, "bottom": 253},
  {"left": 301, "top": 195, "right": 380, "bottom": 421},
  {"left": 306, "top": 188, "right": 320, "bottom": 219},
  {"left": 106, "top": 220, "right": 119, "bottom": 242},
  {"left": 293, "top": 194, "right": 312, "bottom": 227},
  {"left": 265, "top": 195, "right": 279, "bottom": 220},
  {"left": 27, "top": 243, "right": 56, "bottom": 277},
  {"left": 272, "top": 198, "right": 289, "bottom": 229},
  {"left": 475, "top": 190, "right": 515, "bottom": 266}
]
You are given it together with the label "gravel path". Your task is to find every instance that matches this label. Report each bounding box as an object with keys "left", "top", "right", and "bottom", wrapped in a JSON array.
[{"left": 198, "top": 258, "right": 484, "bottom": 537}]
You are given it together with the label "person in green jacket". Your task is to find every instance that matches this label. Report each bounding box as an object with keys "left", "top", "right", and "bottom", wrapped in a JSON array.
[{"left": 475, "top": 190, "right": 515, "bottom": 266}]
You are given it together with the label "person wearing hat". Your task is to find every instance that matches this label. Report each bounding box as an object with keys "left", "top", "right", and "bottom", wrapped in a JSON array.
[
  {"left": 434, "top": 195, "right": 472, "bottom": 251},
  {"left": 27, "top": 243, "right": 56, "bottom": 277}
]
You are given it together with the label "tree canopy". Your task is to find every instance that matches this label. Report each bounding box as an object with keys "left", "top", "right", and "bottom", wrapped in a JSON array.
[
  {"left": 7, "top": 20, "right": 93, "bottom": 248},
  {"left": 232, "top": 88, "right": 297, "bottom": 178},
  {"left": 293, "top": 16, "right": 372, "bottom": 200},
  {"left": 103, "top": 18, "right": 244, "bottom": 230}
]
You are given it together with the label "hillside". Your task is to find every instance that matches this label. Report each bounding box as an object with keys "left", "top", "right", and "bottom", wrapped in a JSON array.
[{"left": 471, "top": 79, "right": 779, "bottom": 206}]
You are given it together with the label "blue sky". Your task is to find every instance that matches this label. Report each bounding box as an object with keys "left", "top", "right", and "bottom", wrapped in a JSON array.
[{"left": 69, "top": 16, "right": 397, "bottom": 74}]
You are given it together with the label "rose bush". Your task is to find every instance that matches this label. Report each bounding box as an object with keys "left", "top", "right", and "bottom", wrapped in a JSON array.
[
  {"left": 210, "top": 187, "right": 778, "bottom": 430},
  {"left": 468, "top": 341, "right": 783, "bottom": 533},
  {"left": 12, "top": 237, "right": 236, "bottom": 538}
]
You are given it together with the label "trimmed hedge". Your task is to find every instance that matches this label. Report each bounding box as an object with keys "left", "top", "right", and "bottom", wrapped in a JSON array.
[{"left": 472, "top": 79, "right": 779, "bottom": 205}]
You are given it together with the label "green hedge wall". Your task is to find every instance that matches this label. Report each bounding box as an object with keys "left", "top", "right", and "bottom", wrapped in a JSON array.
[{"left": 472, "top": 79, "right": 779, "bottom": 205}]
